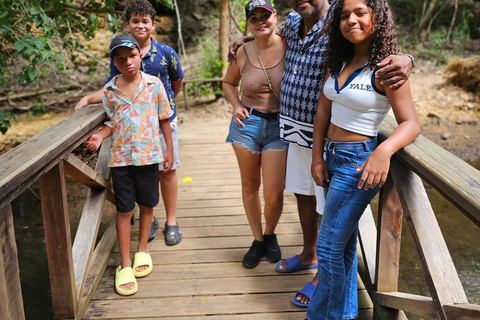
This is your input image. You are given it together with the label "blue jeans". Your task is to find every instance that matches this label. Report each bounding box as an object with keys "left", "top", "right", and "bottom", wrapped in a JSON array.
[{"left": 307, "top": 137, "right": 379, "bottom": 320}]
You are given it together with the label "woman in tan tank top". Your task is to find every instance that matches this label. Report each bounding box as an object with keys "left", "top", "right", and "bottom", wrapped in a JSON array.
[{"left": 223, "top": 0, "right": 288, "bottom": 269}]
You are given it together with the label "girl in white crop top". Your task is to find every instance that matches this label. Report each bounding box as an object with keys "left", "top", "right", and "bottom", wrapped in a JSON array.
[{"left": 308, "top": 0, "right": 421, "bottom": 319}]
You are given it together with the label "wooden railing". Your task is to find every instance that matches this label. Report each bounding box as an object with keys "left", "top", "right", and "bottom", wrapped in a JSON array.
[
  {"left": 356, "top": 116, "right": 480, "bottom": 320},
  {"left": 0, "top": 104, "right": 115, "bottom": 320},
  {"left": 0, "top": 107, "right": 479, "bottom": 319}
]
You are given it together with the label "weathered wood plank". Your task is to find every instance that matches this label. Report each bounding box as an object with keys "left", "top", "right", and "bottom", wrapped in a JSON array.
[
  {"left": 131, "top": 233, "right": 304, "bottom": 252},
  {"left": 101, "top": 261, "right": 316, "bottom": 281},
  {"left": 0, "top": 204, "right": 25, "bottom": 320},
  {"left": 83, "top": 293, "right": 310, "bottom": 318},
  {"left": 39, "top": 162, "right": 77, "bottom": 318},
  {"left": 72, "top": 138, "right": 112, "bottom": 297},
  {"left": 379, "top": 116, "right": 480, "bottom": 226},
  {"left": 94, "top": 274, "right": 314, "bottom": 299},
  {"left": 376, "top": 175, "right": 402, "bottom": 292},
  {"left": 444, "top": 303, "right": 480, "bottom": 320},
  {"left": 114, "top": 246, "right": 304, "bottom": 265},
  {"left": 358, "top": 205, "right": 377, "bottom": 287},
  {"left": 76, "top": 219, "right": 117, "bottom": 320},
  {"left": 63, "top": 152, "right": 115, "bottom": 203},
  {"left": 0, "top": 104, "right": 105, "bottom": 207},
  {"left": 390, "top": 157, "right": 469, "bottom": 319},
  {"left": 376, "top": 291, "right": 438, "bottom": 319}
]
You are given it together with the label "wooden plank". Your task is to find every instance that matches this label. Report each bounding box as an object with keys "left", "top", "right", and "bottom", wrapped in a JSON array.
[
  {"left": 156, "top": 203, "right": 299, "bottom": 218},
  {"left": 83, "top": 293, "right": 311, "bottom": 318},
  {"left": 376, "top": 291, "right": 438, "bottom": 319},
  {"left": 0, "top": 204, "right": 25, "bottom": 320},
  {"left": 376, "top": 175, "right": 403, "bottom": 292},
  {"left": 101, "top": 261, "right": 316, "bottom": 281},
  {"left": 63, "top": 153, "right": 115, "bottom": 203},
  {"left": 357, "top": 205, "right": 377, "bottom": 287},
  {"left": 0, "top": 104, "right": 105, "bottom": 207},
  {"left": 132, "top": 233, "right": 304, "bottom": 252},
  {"left": 390, "top": 157, "right": 469, "bottom": 319},
  {"left": 444, "top": 303, "right": 480, "bottom": 320},
  {"left": 379, "top": 116, "right": 480, "bottom": 226},
  {"left": 39, "top": 162, "right": 77, "bottom": 319},
  {"left": 72, "top": 138, "right": 112, "bottom": 297},
  {"left": 76, "top": 219, "right": 118, "bottom": 320},
  {"left": 94, "top": 274, "right": 314, "bottom": 299},
  {"left": 153, "top": 223, "right": 303, "bottom": 238},
  {"left": 114, "top": 246, "right": 304, "bottom": 265}
]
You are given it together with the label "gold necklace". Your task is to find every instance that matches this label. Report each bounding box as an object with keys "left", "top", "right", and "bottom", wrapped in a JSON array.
[{"left": 253, "top": 41, "right": 281, "bottom": 101}]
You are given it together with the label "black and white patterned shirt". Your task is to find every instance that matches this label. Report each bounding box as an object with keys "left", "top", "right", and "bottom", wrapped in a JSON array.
[{"left": 278, "top": 12, "right": 328, "bottom": 149}]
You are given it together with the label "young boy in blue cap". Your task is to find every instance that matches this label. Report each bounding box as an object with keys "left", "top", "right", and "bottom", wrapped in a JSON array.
[{"left": 85, "top": 34, "right": 174, "bottom": 296}]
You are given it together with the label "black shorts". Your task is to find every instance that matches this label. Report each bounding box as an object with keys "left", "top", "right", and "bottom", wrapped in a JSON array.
[{"left": 110, "top": 164, "right": 159, "bottom": 212}]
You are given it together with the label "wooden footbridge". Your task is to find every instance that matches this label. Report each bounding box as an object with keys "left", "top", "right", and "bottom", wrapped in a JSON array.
[{"left": 1, "top": 104, "right": 480, "bottom": 319}]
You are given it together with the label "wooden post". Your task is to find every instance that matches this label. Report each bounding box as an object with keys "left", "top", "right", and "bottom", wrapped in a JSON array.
[
  {"left": 39, "top": 162, "right": 77, "bottom": 319},
  {"left": 0, "top": 203, "right": 26, "bottom": 320},
  {"left": 373, "top": 175, "right": 407, "bottom": 320},
  {"left": 389, "top": 157, "right": 469, "bottom": 320}
]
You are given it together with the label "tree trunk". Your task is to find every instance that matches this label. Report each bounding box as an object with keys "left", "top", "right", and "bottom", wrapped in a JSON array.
[
  {"left": 436, "top": 0, "right": 458, "bottom": 65},
  {"left": 417, "top": 0, "right": 440, "bottom": 38},
  {"left": 219, "top": 0, "right": 229, "bottom": 77}
]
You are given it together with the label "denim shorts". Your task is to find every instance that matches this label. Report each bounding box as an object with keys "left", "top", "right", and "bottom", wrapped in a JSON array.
[
  {"left": 225, "top": 110, "right": 287, "bottom": 153},
  {"left": 159, "top": 117, "right": 180, "bottom": 171}
]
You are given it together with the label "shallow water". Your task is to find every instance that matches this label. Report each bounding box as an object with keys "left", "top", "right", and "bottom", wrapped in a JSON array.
[{"left": 11, "top": 162, "right": 480, "bottom": 319}]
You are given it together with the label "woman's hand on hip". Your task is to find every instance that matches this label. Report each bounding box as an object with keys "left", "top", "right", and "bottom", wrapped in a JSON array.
[{"left": 233, "top": 105, "right": 249, "bottom": 127}]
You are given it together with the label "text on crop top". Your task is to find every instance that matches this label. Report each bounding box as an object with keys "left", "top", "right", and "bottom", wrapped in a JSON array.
[{"left": 323, "top": 63, "right": 391, "bottom": 137}]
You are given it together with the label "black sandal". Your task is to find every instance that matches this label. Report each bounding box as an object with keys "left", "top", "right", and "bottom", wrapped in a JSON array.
[
  {"left": 164, "top": 223, "right": 182, "bottom": 245},
  {"left": 147, "top": 217, "right": 159, "bottom": 242}
]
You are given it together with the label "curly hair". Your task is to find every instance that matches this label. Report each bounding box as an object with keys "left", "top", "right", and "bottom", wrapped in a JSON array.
[
  {"left": 126, "top": 0, "right": 156, "bottom": 22},
  {"left": 322, "top": 0, "right": 398, "bottom": 73}
]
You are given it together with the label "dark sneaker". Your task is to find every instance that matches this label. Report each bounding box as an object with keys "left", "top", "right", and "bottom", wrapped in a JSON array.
[
  {"left": 264, "top": 233, "right": 281, "bottom": 262},
  {"left": 243, "top": 240, "right": 267, "bottom": 268}
]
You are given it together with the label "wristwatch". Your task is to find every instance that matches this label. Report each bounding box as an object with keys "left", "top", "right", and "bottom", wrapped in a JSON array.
[{"left": 405, "top": 53, "right": 415, "bottom": 68}]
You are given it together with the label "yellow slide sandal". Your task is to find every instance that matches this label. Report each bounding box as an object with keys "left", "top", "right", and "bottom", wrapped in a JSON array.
[
  {"left": 115, "top": 266, "right": 138, "bottom": 296},
  {"left": 133, "top": 252, "right": 153, "bottom": 278}
]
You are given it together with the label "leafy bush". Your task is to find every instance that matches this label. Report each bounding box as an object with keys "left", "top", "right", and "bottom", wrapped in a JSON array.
[{"left": 0, "top": 112, "right": 17, "bottom": 135}]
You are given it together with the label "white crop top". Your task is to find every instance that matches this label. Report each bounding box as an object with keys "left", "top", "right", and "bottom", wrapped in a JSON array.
[{"left": 323, "top": 63, "right": 391, "bottom": 137}]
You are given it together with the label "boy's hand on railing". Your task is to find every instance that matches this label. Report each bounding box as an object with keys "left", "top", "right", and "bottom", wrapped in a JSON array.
[
  {"left": 75, "top": 96, "right": 90, "bottom": 111},
  {"left": 85, "top": 134, "right": 102, "bottom": 151}
]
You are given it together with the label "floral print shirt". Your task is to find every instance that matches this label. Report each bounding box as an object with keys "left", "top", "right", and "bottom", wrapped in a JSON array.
[{"left": 103, "top": 72, "right": 173, "bottom": 167}]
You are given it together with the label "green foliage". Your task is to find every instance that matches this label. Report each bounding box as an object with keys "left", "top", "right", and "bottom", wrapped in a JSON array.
[
  {"left": 188, "top": 36, "right": 225, "bottom": 98},
  {"left": 31, "top": 101, "right": 47, "bottom": 115},
  {"left": 0, "top": 112, "right": 17, "bottom": 135},
  {"left": 0, "top": 0, "right": 120, "bottom": 86}
]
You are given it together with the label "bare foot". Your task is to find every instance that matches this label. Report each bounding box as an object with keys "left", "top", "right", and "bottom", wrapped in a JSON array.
[
  {"left": 295, "top": 274, "right": 318, "bottom": 305},
  {"left": 277, "top": 254, "right": 317, "bottom": 271}
]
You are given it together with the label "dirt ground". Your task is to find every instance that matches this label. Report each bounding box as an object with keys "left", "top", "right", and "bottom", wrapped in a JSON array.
[{"left": 1, "top": 61, "right": 479, "bottom": 161}]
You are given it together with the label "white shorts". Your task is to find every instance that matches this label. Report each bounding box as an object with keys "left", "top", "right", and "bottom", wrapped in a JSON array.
[
  {"left": 285, "top": 143, "right": 326, "bottom": 214},
  {"left": 159, "top": 117, "right": 180, "bottom": 171}
]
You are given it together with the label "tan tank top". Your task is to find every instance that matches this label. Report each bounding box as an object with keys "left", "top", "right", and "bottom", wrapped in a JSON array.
[{"left": 240, "top": 46, "right": 285, "bottom": 112}]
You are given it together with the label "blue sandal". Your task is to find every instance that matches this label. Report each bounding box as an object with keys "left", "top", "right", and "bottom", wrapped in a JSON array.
[
  {"left": 291, "top": 282, "right": 316, "bottom": 307},
  {"left": 275, "top": 255, "right": 318, "bottom": 273},
  {"left": 148, "top": 217, "right": 159, "bottom": 242}
]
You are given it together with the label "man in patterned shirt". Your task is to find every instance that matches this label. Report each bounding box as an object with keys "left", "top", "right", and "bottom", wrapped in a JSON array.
[
  {"left": 76, "top": 0, "right": 184, "bottom": 245},
  {"left": 229, "top": 0, "right": 413, "bottom": 313}
]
